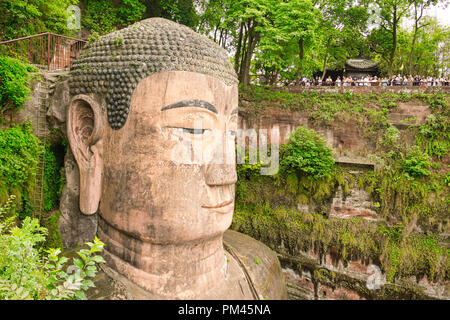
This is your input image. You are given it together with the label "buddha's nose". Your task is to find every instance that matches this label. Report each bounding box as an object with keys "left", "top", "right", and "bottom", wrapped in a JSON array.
[
  {"left": 205, "top": 163, "right": 237, "bottom": 186},
  {"left": 204, "top": 129, "right": 237, "bottom": 186}
]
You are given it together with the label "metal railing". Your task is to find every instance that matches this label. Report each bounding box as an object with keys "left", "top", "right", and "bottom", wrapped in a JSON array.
[
  {"left": 294, "top": 80, "right": 450, "bottom": 87},
  {"left": 0, "top": 32, "right": 87, "bottom": 71}
]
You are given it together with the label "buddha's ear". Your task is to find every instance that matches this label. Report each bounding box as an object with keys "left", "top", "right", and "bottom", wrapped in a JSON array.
[{"left": 67, "top": 95, "right": 104, "bottom": 215}]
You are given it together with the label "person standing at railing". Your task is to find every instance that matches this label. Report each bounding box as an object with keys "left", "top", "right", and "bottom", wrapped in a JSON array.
[
  {"left": 371, "top": 76, "right": 378, "bottom": 86},
  {"left": 407, "top": 75, "right": 413, "bottom": 86},
  {"left": 336, "top": 76, "right": 342, "bottom": 87}
]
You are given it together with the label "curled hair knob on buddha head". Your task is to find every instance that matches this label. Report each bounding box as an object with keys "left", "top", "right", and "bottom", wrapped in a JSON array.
[{"left": 69, "top": 18, "right": 238, "bottom": 130}]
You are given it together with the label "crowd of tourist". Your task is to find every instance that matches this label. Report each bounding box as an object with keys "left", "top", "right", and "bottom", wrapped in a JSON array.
[{"left": 298, "top": 75, "right": 450, "bottom": 87}]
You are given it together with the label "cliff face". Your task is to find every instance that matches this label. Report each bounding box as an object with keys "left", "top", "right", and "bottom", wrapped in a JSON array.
[{"left": 234, "top": 88, "right": 449, "bottom": 300}]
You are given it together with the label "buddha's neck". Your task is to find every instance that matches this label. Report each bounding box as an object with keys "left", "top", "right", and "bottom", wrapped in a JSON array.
[{"left": 98, "top": 217, "right": 228, "bottom": 299}]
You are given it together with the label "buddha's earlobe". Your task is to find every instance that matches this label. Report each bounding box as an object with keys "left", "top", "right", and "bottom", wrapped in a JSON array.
[{"left": 67, "top": 95, "right": 104, "bottom": 215}]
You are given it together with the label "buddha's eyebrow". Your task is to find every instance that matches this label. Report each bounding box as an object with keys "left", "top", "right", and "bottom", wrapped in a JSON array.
[
  {"left": 161, "top": 99, "right": 218, "bottom": 114},
  {"left": 231, "top": 109, "right": 238, "bottom": 115}
]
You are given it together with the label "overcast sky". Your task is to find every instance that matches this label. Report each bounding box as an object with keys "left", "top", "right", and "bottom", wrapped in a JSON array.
[{"left": 423, "top": 2, "right": 449, "bottom": 26}]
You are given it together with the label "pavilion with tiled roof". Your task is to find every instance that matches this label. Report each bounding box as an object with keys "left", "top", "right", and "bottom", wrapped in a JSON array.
[{"left": 344, "top": 56, "right": 380, "bottom": 79}]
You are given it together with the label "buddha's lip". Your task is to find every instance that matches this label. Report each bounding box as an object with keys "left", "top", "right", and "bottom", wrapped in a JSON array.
[{"left": 202, "top": 198, "right": 234, "bottom": 209}]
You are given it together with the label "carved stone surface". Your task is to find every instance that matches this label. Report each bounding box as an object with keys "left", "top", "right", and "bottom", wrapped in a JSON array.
[
  {"left": 69, "top": 18, "right": 237, "bottom": 129},
  {"left": 65, "top": 18, "right": 286, "bottom": 300},
  {"left": 58, "top": 147, "right": 97, "bottom": 249}
]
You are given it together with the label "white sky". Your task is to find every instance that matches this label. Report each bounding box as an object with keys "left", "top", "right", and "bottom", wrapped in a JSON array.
[
  {"left": 399, "top": 2, "right": 449, "bottom": 30},
  {"left": 425, "top": 2, "right": 450, "bottom": 26}
]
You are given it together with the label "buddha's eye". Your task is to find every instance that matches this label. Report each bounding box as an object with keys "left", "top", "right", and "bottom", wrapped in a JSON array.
[
  {"left": 180, "top": 128, "right": 210, "bottom": 135},
  {"left": 228, "top": 130, "right": 237, "bottom": 136}
]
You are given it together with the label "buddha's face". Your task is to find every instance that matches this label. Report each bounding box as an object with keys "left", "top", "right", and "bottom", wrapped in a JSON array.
[{"left": 68, "top": 71, "right": 238, "bottom": 244}]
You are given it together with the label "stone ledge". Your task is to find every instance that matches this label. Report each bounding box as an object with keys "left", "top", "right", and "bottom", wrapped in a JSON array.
[{"left": 279, "top": 251, "right": 449, "bottom": 300}]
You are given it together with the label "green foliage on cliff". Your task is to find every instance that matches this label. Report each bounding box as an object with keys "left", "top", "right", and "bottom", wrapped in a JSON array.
[
  {"left": 416, "top": 113, "right": 449, "bottom": 159},
  {"left": 401, "top": 146, "right": 432, "bottom": 178},
  {"left": 232, "top": 203, "right": 449, "bottom": 283},
  {"left": 0, "top": 123, "right": 43, "bottom": 215},
  {"left": 0, "top": 56, "right": 37, "bottom": 119},
  {"left": 235, "top": 89, "right": 450, "bottom": 285},
  {"left": 281, "top": 126, "right": 335, "bottom": 179},
  {"left": 43, "top": 130, "right": 66, "bottom": 213}
]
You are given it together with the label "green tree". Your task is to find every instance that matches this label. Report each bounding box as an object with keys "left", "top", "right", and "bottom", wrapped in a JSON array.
[
  {"left": 407, "top": 0, "right": 439, "bottom": 75},
  {"left": 271, "top": 0, "right": 319, "bottom": 84},
  {"left": 280, "top": 126, "right": 335, "bottom": 179},
  {"left": 81, "top": 0, "right": 146, "bottom": 35},
  {"left": 0, "top": 56, "right": 36, "bottom": 118},
  {"left": 141, "top": 0, "right": 199, "bottom": 28},
  {"left": 0, "top": 0, "right": 78, "bottom": 41},
  {"left": 367, "top": 0, "right": 412, "bottom": 76},
  {"left": 315, "top": 0, "right": 369, "bottom": 80}
]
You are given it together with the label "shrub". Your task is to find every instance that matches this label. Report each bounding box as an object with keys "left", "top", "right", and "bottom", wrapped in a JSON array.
[
  {"left": 0, "top": 196, "right": 105, "bottom": 300},
  {"left": 280, "top": 126, "right": 335, "bottom": 179},
  {"left": 382, "top": 125, "right": 400, "bottom": 146},
  {"left": 0, "top": 123, "right": 43, "bottom": 211},
  {"left": 417, "top": 114, "right": 449, "bottom": 159},
  {"left": 428, "top": 94, "right": 447, "bottom": 111},
  {"left": 0, "top": 56, "right": 36, "bottom": 118},
  {"left": 402, "top": 146, "right": 432, "bottom": 178},
  {"left": 43, "top": 142, "right": 65, "bottom": 212}
]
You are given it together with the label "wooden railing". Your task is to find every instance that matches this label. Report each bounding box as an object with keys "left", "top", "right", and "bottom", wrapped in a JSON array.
[{"left": 0, "top": 32, "right": 87, "bottom": 71}]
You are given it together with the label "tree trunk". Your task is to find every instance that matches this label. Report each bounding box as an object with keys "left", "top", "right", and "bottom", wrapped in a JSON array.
[
  {"left": 408, "top": 3, "right": 425, "bottom": 75},
  {"left": 234, "top": 22, "right": 244, "bottom": 74},
  {"left": 296, "top": 38, "right": 304, "bottom": 85},
  {"left": 241, "top": 19, "right": 260, "bottom": 88},
  {"left": 321, "top": 37, "right": 332, "bottom": 81},
  {"left": 388, "top": 7, "right": 398, "bottom": 77},
  {"left": 239, "top": 26, "right": 248, "bottom": 82},
  {"left": 213, "top": 22, "right": 220, "bottom": 42}
]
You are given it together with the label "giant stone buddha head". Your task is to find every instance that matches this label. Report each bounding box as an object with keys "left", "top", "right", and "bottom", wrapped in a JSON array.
[{"left": 67, "top": 18, "right": 247, "bottom": 299}]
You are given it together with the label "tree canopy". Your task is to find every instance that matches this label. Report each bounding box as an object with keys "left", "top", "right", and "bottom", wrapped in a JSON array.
[{"left": 0, "top": 0, "right": 448, "bottom": 85}]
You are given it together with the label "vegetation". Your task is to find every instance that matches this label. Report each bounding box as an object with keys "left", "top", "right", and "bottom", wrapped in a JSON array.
[
  {"left": 233, "top": 89, "right": 449, "bottom": 286},
  {"left": 0, "top": 123, "right": 43, "bottom": 217},
  {"left": 280, "top": 126, "right": 335, "bottom": 179},
  {"left": 43, "top": 130, "right": 66, "bottom": 213},
  {"left": 0, "top": 0, "right": 80, "bottom": 40},
  {"left": 82, "top": 0, "right": 146, "bottom": 35},
  {"left": 0, "top": 196, "right": 105, "bottom": 300},
  {"left": 2, "top": 1, "right": 448, "bottom": 85},
  {"left": 0, "top": 57, "right": 37, "bottom": 120}
]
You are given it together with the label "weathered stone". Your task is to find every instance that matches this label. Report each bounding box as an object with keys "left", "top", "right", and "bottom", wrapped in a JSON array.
[
  {"left": 57, "top": 148, "right": 98, "bottom": 249},
  {"left": 329, "top": 186, "right": 378, "bottom": 221},
  {"left": 62, "top": 18, "right": 287, "bottom": 300},
  {"left": 70, "top": 18, "right": 237, "bottom": 130},
  {"left": 223, "top": 230, "right": 288, "bottom": 300}
]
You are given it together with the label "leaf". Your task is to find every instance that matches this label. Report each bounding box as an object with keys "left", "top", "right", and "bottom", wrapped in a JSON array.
[
  {"left": 73, "top": 258, "right": 84, "bottom": 270},
  {"left": 90, "top": 255, "right": 105, "bottom": 264},
  {"left": 74, "top": 290, "right": 87, "bottom": 300},
  {"left": 81, "top": 279, "right": 95, "bottom": 289},
  {"left": 85, "top": 265, "right": 97, "bottom": 278}
]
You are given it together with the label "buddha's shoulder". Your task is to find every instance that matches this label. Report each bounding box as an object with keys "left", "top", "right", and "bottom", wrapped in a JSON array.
[{"left": 223, "top": 230, "right": 288, "bottom": 300}]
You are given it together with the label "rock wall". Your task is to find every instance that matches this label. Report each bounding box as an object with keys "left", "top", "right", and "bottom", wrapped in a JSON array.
[{"left": 280, "top": 248, "right": 449, "bottom": 300}]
